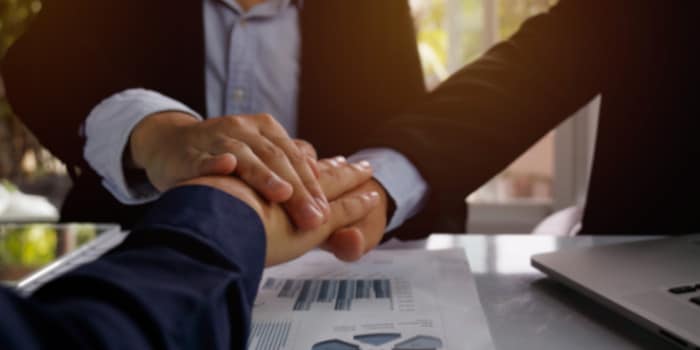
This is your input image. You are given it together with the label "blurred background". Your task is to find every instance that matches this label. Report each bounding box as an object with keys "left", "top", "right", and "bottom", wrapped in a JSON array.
[
  {"left": 410, "top": 0, "right": 599, "bottom": 233},
  {"left": 0, "top": 224, "right": 97, "bottom": 283},
  {"left": 1, "top": 0, "right": 67, "bottom": 222},
  {"left": 411, "top": 0, "right": 557, "bottom": 201},
  {"left": 0, "top": 0, "right": 599, "bottom": 232}
]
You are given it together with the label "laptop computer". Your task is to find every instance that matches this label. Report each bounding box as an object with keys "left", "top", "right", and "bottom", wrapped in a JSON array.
[
  {"left": 0, "top": 223, "right": 126, "bottom": 295},
  {"left": 531, "top": 234, "right": 700, "bottom": 349}
]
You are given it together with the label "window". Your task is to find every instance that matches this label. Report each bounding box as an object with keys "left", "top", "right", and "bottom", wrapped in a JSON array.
[{"left": 411, "top": 0, "right": 597, "bottom": 232}]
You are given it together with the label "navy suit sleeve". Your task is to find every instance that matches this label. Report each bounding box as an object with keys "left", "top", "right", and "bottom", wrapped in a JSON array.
[{"left": 0, "top": 185, "right": 266, "bottom": 350}]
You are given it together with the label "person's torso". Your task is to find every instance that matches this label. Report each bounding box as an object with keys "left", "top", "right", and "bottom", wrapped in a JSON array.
[
  {"left": 582, "top": 2, "right": 700, "bottom": 234},
  {"left": 203, "top": 0, "right": 301, "bottom": 135},
  {"left": 61, "top": 0, "right": 425, "bottom": 227}
]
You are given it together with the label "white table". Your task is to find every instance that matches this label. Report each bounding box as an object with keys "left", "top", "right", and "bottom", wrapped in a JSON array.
[{"left": 381, "top": 234, "right": 676, "bottom": 350}]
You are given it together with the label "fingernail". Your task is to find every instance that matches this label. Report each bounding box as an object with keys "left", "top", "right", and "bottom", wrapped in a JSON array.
[
  {"left": 335, "top": 156, "right": 347, "bottom": 164},
  {"left": 351, "top": 161, "right": 372, "bottom": 171},
  {"left": 363, "top": 191, "right": 380, "bottom": 204},
  {"left": 328, "top": 158, "right": 339, "bottom": 167}
]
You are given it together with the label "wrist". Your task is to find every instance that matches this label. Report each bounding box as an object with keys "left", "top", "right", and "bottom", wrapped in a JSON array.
[{"left": 129, "top": 112, "right": 199, "bottom": 169}]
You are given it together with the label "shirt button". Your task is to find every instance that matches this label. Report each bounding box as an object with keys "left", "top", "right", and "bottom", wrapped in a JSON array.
[{"left": 233, "top": 89, "right": 246, "bottom": 103}]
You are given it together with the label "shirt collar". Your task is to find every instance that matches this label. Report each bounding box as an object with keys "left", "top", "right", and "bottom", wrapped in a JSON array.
[{"left": 221, "top": 0, "right": 300, "bottom": 17}]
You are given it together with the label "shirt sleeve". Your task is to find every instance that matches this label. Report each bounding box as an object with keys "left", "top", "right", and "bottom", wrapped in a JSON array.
[
  {"left": 0, "top": 185, "right": 266, "bottom": 350},
  {"left": 83, "top": 89, "right": 203, "bottom": 205},
  {"left": 348, "top": 148, "right": 429, "bottom": 233}
]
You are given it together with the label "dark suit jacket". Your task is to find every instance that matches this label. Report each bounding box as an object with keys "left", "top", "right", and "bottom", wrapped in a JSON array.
[
  {"left": 0, "top": 186, "right": 265, "bottom": 349},
  {"left": 1, "top": 1, "right": 426, "bottom": 233},
  {"left": 370, "top": 0, "right": 700, "bottom": 236}
]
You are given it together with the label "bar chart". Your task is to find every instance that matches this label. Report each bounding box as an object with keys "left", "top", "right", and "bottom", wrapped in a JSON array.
[{"left": 262, "top": 278, "right": 393, "bottom": 311}]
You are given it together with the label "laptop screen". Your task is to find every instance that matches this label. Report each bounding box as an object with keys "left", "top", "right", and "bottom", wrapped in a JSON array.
[{"left": 0, "top": 223, "right": 118, "bottom": 286}]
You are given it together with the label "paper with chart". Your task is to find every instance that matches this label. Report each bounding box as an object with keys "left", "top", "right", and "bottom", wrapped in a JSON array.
[{"left": 247, "top": 248, "right": 495, "bottom": 350}]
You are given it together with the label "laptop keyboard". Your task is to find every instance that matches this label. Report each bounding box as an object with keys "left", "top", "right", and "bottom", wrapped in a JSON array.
[
  {"left": 669, "top": 284, "right": 700, "bottom": 309},
  {"left": 669, "top": 285, "right": 696, "bottom": 294}
]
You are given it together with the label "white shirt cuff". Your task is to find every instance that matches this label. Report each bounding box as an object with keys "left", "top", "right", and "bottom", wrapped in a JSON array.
[
  {"left": 348, "top": 148, "right": 428, "bottom": 233},
  {"left": 83, "top": 88, "right": 203, "bottom": 205}
]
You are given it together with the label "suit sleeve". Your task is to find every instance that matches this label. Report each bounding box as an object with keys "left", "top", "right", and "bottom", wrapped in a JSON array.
[
  {"left": 371, "top": 0, "right": 619, "bottom": 234},
  {"left": 83, "top": 89, "right": 202, "bottom": 205},
  {"left": 0, "top": 186, "right": 266, "bottom": 350}
]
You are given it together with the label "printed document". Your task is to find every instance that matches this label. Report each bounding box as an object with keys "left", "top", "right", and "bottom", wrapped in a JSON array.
[{"left": 248, "top": 248, "right": 495, "bottom": 350}]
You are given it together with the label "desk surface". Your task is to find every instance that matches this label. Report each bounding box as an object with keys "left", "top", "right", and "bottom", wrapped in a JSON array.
[{"left": 381, "top": 234, "right": 676, "bottom": 350}]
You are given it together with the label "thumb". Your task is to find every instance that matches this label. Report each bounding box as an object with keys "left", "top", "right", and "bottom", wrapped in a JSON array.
[
  {"left": 322, "top": 227, "right": 366, "bottom": 262},
  {"left": 301, "top": 191, "right": 378, "bottom": 257},
  {"left": 197, "top": 153, "right": 237, "bottom": 176},
  {"left": 321, "top": 191, "right": 379, "bottom": 233}
]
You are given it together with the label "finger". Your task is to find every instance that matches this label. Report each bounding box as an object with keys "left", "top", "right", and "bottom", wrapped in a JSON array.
[
  {"left": 211, "top": 139, "right": 294, "bottom": 203},
  {"left": 264, "top": 134, "right": 331, "bottom": 227},
  {"left": 282, "top": 189, "right": 379, "bottom": 265},
  {"left": 323, "top": 181, "right": 388, "bottom": 260},
  {"left": 251, "top": 117, "right": 325, "bottom": 211},
  {"left": 239, "top": 134, "right": 327, "bottom": 230},
  {"left": 220, "top": 114, "right": 327, "bottom": 229},
  {"left": 321, "top": 227, "right": 366, "bottom": 262},
  {"left": 250, "top": 115, "right": 327, "bottom": 216},
  {"left": 318, "top": 158, "right": 373, "bottom": 199},
  {"left": 196, "top": 153, "right": 237, "bottom": 176},
  {"left": 307, "top": 156, "right": 320, "bottom": 179},
  {"left": 323, "top": 190, "right": 379, "bottom": 231},
  {"left": 357, "top": 219, "right": 385, "bottom": 255},
  {"left": 294, "top": 139, "right": 318, "bottom": 160},
  {"left": 294, "top": 139, "right": 320, "bottom": 179}
]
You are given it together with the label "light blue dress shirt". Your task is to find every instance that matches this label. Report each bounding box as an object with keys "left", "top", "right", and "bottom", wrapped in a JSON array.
[{"left": 83, "top": 0, "right": 427, "bottom": 232}]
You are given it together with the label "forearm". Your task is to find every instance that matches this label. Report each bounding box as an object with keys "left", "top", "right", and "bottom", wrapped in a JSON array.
[
  {"left": 0, "top": 186, "right": 265, "bottom": 350},
  {"left": 370, "top": 0, "right": 613, "bottom": 205}
]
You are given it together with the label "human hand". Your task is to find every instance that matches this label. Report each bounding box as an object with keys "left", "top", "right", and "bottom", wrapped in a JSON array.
[
  {"left": 319, "top": 167, "right": 389, "bottom": 262},
  {"left": 178, "top": 158, "right": 377, "bottom": 266},
  {"left": 129, "top": 112, "right": 328, "bottom": 230}
]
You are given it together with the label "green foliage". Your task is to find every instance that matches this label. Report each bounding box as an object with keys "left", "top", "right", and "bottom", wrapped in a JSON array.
[
  {"left": 414, "top": 0, "right": 489, "bottom": 83},
  {"left": 413, "top": 0, "right": 557, "bottom": 87},
  {"left": 499, "top": 0, "right": 557, "bottom": 39},
  {"left": 0, "top": 224, "right": 57, "bottom": 267},
  {"left": 1, "top": 0, "right": 66, "bottom": 185},
  {"left": 73, "top": 224, "right": 97, "bottom": 246},
  {"left": 1, "top": 178, "right": 17, "bottom": 192},
  {"left": 0, "top": 0, "right": 64, "bottom": 267},
  {"left": 0, "top": 0, "right": 42, "bottom": 58}
]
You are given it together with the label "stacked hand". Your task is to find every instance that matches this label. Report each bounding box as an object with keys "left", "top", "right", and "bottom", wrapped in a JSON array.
[
  {"left": 180, "top": 157, "right": 380, "bottom": 265},
  {"left": 130, "top": 112, "right": 329, "bottom": 230},
  {"left": 315, "top": 159, "right": 389, "bottom": 261},
  {"left": 131, "top": 112, "right": 388, "bottom": 264}
]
